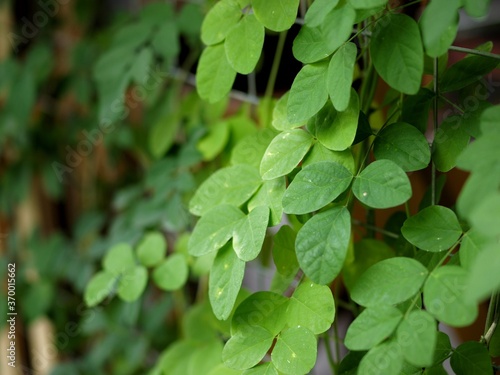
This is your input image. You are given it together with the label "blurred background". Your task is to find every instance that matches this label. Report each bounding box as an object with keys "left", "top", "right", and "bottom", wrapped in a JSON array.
[{"left": 0, "top": 0, "right": 499, "bottom": 374}]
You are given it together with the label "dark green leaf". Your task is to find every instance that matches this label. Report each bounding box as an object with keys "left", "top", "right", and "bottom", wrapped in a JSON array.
[
  {"left": 450, "top": 341, "right": 492, "bottom": 375},
  {"left": 433, "top": 115, "right": 470, "bottom": 172},
  {"left": 327, "top": 42, "right": 357, "bottom": 111},
  {"left": 272, "top": 226, "right": 299, "bottom": 277}
]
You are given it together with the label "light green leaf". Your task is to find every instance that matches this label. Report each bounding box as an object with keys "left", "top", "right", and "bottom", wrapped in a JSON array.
[
  {"left": 84, "top": 271, "right": 116, "bottom": 307},
  {"left": 459, "top": 230, "right": 489, "bottom": 270},
  {"left": 401, "top": 205, "right": 462, "bottom": 252},
  {"left": 187, "top": 341, "right": 223, "bottom": 375},
  {"left": 374, "top": 122, "right": 431, "bottom": 172},
  {"left": 189, "top": 164, "right": 262, "bottom": 216},
  {"left": 358, "top": 340, "right": 403, "bottom": 375},
  {"left": 231, "top": 128, "right": 278, "bottom": 169},
  {"left": 424, "top": 266, "right": 478, "bottom": 327},
  {"left": 469, "top": 193, "right": 500, "bottom": 237},
  {"left": 260, "top": 129, "right": 313, "bottom": 180},
  {"left": 397, "top": 310, "right": 437, "bottom": 367},
  {"left": 287, "top": 280, "right": 335, "bottom": 334},
  {"left": 304, "top": 0, "right": 339, "bottom": 27},
  {"left": 117, "top": 265, "right": 148, "bottom": 302},
  {"left": 252, "top": 0, "right": 300, "bottom": 32},
  {"left": 282, "top": 161, "right": 353, "bottom": 214},
  {"left": 207, "top": 364, "right": 243, "bottom": 375},
  {"left": 419, "top": 0, "right": 460, "bottom": 58},
  {"left": 209, "top": 243, "right": 246, "bottom": 320},
  {"left": 272, "top": 226, "right": 299, "bottom": 277},
  {"left": 222, "top": 326, "right": 274, "bottom": 370},
  {"left": 201, "top": 0, "right": 242, "bottom": 45},
  {"left": 287, "top": 63, "right": 329, "bottom": 124},
  {"left": 327, "top": 42, "right": 357, "bottom": 112},
  {"left": 231, "top": 292, "right": 289, "bottom": 336},
  {"left": 353, "top": 160, "right": 412, "bottom": 209},
  {"left": 351, "top": 257, "right": 428, "bottom": 307},
  {"left": 349, "top": 0, "right": 388, "bottom": 9},
  {"left": 197, "top": 121, "right": 230, "bottom": 161},
  {"left": 233, "top": 206, "right": 269, "bottom": 261},
  {"left": 248, "top": 177, "right": 286, "bottom": 226},
  {"left": 456, "top": 134, "right": 500, "bottom": 172},
  {"left": 345, "top": 305, "right": 403, "bottom": 351},
  {"left": 293, "top": 4, "right": 355, "bottom": 64},
  {"left": 296, "top": 206, "right": 351, "bottom": 284},
  {"left": 197, "top": 44, "right": 237, "bottom": 103},
  {"left": 103, "top": 243, "right": 136, "bottom": 275},
  {"left": 450, "top": 341, "right": 492, "bottom": 375},
  {"left": 464, "top": 0, "right": 491, "bottom": 18},
  {"left": 136, "top": 231, "right": 167, "bottom": 267},
  {"left": 272, "top": 92, "right": 302, "bottom": 131},
  {"left": 313, "top": 90, "right": 360, "bottom": 151},
  {"left": 225, "top": 14, "right": 265, "bottom": 74},
  {"left": 189, "top": 205, "right": 245, "bottom": 256},
  {"left": 243, "top": 362, "right": 278, "bottom": 375},
  {"left": 370, "top": 14, "right": 424, "bottom": 94},
  {"left": 131, "top": 48, "right": 153, "bottom": 85},
  {"left": 271, "top": 327, "right": 317, "bottom": 375},
  {"left": 302, "top": 143, "right": 356, "bottom": 174},
  {"left": 153, "top": 253, "right": 189, "bottom": 291},
  {"left": 433, "top": 116, "right": 470, "bottom": 173},
  {"left": 465, "top": 244, "right": 500, "bottom": 303}
]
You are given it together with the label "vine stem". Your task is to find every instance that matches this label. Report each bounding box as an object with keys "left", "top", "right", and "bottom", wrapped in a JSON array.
[
  {"left": 352, "top": 219, "right": 399, "bottom": 239},
  {"left": 482, "top": 292, "right": 500, "bottom": 345},
  {"left": 449, "top": 45, "right": 500, "bottom": 60},
  {"left": 323, "top": 331, "right": 337, "bottom": 374},
  {"left": 264, "top": 30, "right": 287, "bottom": 99},
  {"left": 431, "top": 57, "right": 439, "bottom": 206}
]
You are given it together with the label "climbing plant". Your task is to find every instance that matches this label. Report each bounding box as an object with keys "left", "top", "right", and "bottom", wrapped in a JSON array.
[{"left": 80, "top": 0, "right": 500, "bottom": 374}]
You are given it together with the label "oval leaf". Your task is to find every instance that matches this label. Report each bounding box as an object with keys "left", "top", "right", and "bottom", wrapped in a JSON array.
[
  {"left": 358, "top": 340, "right": 403, "bottom": 375},
  {"left": 153, "top": 253, "right": 189, "bottom": 291},
  {"left": 450, "top": 341, "right": 492, "bottom": 375},
  {"left": 103, "top": 243, "right": 136, "bottom": 276},
  {"left": 233, "top": 206, "right": 269, "bottom": 261},
  {"left": 327, "top": 42, "right": 357, "bottom": 112},
  {"left": 136, "top": 231, "right": 167, "bottom": 267},
  {"left": 223, "top": 326, "right": 274, "bottom": 370},
  {"left": 271, "top": 326, "right": 317, "bottom": 375},
  {"left": 84, "top": 271, "right": 116, "bottom": 307},
  {"left": 117, "top": 265, "right": 148, "bottom": 302},
  {"left": 397, "top": 310, "right": 437, "bottom": 367},
  {"left": 201, "top": 0, "right": 242, "bottom": 45},
  {"left": 252, "top": 0, "right": 299, "bottom": 32}
]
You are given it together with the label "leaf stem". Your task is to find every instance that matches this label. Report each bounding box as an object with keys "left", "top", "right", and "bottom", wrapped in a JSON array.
[
  {"left": 431, "top": 57, "right": 439, "bottom": 206},
  {"left": 352, "top": 219, "right": 399, "bottom": 239},
  {"left": 449, "top": 45, "right": 500, "bottom": 60},
  {"left": 323, "top": 330, "right": 337, "bottom": 374},
  {"left": 482, "top": 291, "right": 500, "bottom": 346},
  {"left": 265, "top": 30, "right": 287, "bottom": 99}
]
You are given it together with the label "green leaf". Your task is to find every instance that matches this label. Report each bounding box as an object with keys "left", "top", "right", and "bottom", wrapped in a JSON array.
[
  {"left": 304, "top": 0, "right": 339, "bottom": 27},
  {"left": 459, "top": 230, "right": 489, "bottom": 270},
  {"left": 282, "top": 161, "right": 353, "bottom": 214},
  {"left": 465, "top": 244, "right": 500, "bottom": 303},
  {"left": 209, "top": 243, "right": 246, "bottom": 320},
  {"left": 197, "top": 44, "right": 237, "bottom": 103},
  {"left": 351, "top": 257, "right": 428, "bottom": 307},
  {"left": 131, "top": 48, "right": 153, "bottom": 85},
  {"left": 248, "top": 177, "right": 286, "bottom": 226},
  {"left": 117, "top": 265, "right": 148, "bottom": 302},
  {"left": 188, "top": 341, "right": 224, "bottom": 375},
  {"left": 353, "top": 160, "right": 412, "bottom": 209},
  {"left": 136, "top": 232, "right": 167, "bottom": 267},
  {"left": 189, "top": 205, "right": 245, "bottom": 256},
  {"left": 84, "top": 271, "right": 116, "bottom": 307},
  {"left": 152, "top": 22, "right": 179, "bottom": 59},
  {"left": 312, "top": 90, "right": 360, "bottom": 151},
  {"left": 189, "top": 165, "right": 262, "bottom": 216},
  {"left": 233, "top": 206, "right": 269, "bottom": 261},
  {"left": 225, "top": 14, "right": 265, "bottom": 74},
  {"left": 358, "top": 340, "right": 403, "bottom": 375},
  {"left": 198, "top": 121, "right": 230, "bottom": 161},
  {"left": 295, "top": 206, "right": 351, "bottom": 284},
  {"left": 252, "top": 0, "right": 300, "bottom": 32},
  {"left": 271, "top": 326, "right": 317, "bottom": 375},
  {"left": 424, "top": 266, "right": 478, "bottom": 327},
  {"left": 149, "top": 112, "right": 180, "bottom": 159},
  {"left": 349, "top": 0, "right": 388, "bottom": 9},
  {"left": 344, "top": 305, "right": 403, "bottom": 351},
  {"left": 373, "top": 122, "right": 431, "bottom": 172},
  {"left": 260, "top": 129, "right": 313, "bottom": 180},
  {"left": 201, "top": 0, "right": 242, "bottom": 45},
  {"left": 231, "top": 128, "right": 278, "bottom": 169},
  {"left": 272, "top": 92, "right": 302, "bottom": 131},
  {"left": 207, "top": 364, "right": 243, "bottom": 375},
  {"left": 272, "top": 226, "right": 299, "bottom": 277},
  {"left": 401, "top": 206, "right": 462, "bottom": 252},
  {"left": 370, "top": 14, "right": 424, "bottom": 94},
  {"left": 419, "top": 0, "right": 460, "bottom": 58},
  {"left": 397, "top": 310, "right": 437, "bottom": 367},
  {"left": 103, "top": 243, "right": 136, "bottom": 275},
  {"left": 293, "top": 4, "right": 355, "bottom": 64},
  {"left": 222, "top": 326, "right": 274, "bottom": 370},
  {"left": 464, "top": 0, "right": 491, "bottom": 18},
  {"left": 153, "top": 253, "right": 189, "bottom": 291},
  {"left": 287, "top": 63, "right": 329, "bottom": 124},
  {"left": 231, "top": 292, "right": 289, "bottom": 336},
  {"left": 433, "top": 116, "right": 470, "bottom": 172},
  {"left": 450, "top": 341, "right": 492, "bottom": 375},
  {"left": 402, "top": 88, "right": 435, "bottom": 134},
  {"left": 287, "top": 280, "right": 335, "bottom": 334},
  {"left": 302, "top": 143, "right": 355, "bottom": 173},
  {"left": 327, "top": 42, "right": 357, "bottom": 111},
  {"left": 456, "top": 134, "right": 500, "bottom": 172},
  {"left": 478, "top": 105, "right": 500, "bottom": 136},
  {"left": 243, "top": 362, "right": 278, "bottom": 375},
  {"left": 469, "top": 193, "right": 500, "bottom": 237}
]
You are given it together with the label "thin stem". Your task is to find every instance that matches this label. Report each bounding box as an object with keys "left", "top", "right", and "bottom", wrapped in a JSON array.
[
  {"left": 483, "top": 292, "right": 500, "bottom": 345},
  {"left": 431, "top": 57, "right": 439, "bottom": 206},
  {"left": 323, "top": 331, "right": 337, "bottom": 374},
  {"left": 265, "top": 30, "right": 287, "bottom": 99},
  {"left": 439, "top": 94, "right": 465, "bottom": 114},
  {"left": 449, "top": 45, "right": 500, "bottom": 61},
  {"left": 352, "top": 219, "right": 400, "bottom": 239}
]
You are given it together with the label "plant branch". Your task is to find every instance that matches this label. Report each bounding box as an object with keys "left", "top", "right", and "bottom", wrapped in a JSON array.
[
  {"left": 449, "top": 45, "right": 500, "bottom": 60},
  {"left": 482, "top": 291, "right": 500, "bottom": 346},
  {"left": 265, "top": 30, "right": 287, "bottom": 99},
  {"left": 352, "top": 219, "right": 400, "bottom": 239},
  {"left": 431, "top": 57, "right": 439, "bottom": 206},
  {"left": 323, "top": 330, "right": 337, "bottom": 374}
]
